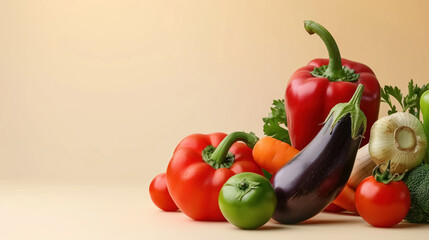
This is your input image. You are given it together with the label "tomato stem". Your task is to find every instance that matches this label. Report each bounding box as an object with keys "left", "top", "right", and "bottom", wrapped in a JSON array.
[
  {"left": 373, "top": 161, "right": 406, "bottom": 184},
  {"left": 226, "top": 178, "right": 260, "bottom": 200}
]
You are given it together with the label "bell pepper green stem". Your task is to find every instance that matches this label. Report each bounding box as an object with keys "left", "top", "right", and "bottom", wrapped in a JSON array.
[
  {"left": 211, "top": 132, "right": 259, "bottom": 164},
  {"left": 304, "top": 20, "right": 345, "bottom": 80}
]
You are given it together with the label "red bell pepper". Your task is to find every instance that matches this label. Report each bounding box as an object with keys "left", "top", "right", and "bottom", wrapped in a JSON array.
[
  {"left": 286, "top": 20, "right": 380, "bottom": 150},
  {"left": 166, "top": 132, "right": 263, "bottom": 221}
]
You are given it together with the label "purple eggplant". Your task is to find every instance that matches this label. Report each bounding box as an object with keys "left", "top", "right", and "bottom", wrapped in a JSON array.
[{"left": 271, "top": 84, "right": 367, "bottom": 224}]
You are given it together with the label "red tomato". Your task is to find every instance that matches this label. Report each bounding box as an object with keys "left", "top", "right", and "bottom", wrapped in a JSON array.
[
  {"left": 355, "top": 176, "right": 410, "bottom": 227},
  {"left": 149, "top": 173, "right": 178, "bottom": 211}
]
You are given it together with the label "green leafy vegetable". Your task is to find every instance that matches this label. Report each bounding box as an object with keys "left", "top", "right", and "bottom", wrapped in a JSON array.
[
  {"left": 381, "top": 80, "right": 429, "bottom": 119},
  {"left": 262, "top": 99, "right": 290, "bottom": 144},
  {"left": 403, "top": 164, "right": 429, "bottom": 223}
]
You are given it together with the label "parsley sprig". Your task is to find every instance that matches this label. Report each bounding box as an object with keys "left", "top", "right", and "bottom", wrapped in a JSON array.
[
  {"left": 262, "top": 99, "right": 290, "bottom": 144},
  {"left": 381, "top": 80, "right": 429, "bottom": 120}
]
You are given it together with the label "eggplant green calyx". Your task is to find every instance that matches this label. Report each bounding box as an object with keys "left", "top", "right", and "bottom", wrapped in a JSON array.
[
  {"left": 304, "top": 20, "right": 359, "bottom": 82},
  {"left": 373, "top": 161, "right": 406, "bottom": 184},
  {"left": 323, "top": 84, "right": 367, "bottom": 139},
  {"left": 226, "top": 178, "right": 260, "bottom": 201},
  {"left": 203, "top": 132, "right": 259, "bottom": 169}
]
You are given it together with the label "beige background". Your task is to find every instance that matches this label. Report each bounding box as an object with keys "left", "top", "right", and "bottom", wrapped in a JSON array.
[{"left": 1, "top": 0, "right": 429, "bottom": 239}]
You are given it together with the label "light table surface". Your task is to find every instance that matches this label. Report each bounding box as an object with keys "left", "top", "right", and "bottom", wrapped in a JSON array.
[{"left": 0, "top": 182, "right": 427, "bottom": 240}]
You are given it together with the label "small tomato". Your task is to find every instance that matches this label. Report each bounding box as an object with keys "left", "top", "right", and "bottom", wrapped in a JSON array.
[
  {"left": 149, "top": 173, "right": 178, "bottom": 212},
  {"left": 218, "top": 172, "right": 276, "bottom": 229},
  {"left": 355, "top": 164, "right": 411, "bottom": 228}
]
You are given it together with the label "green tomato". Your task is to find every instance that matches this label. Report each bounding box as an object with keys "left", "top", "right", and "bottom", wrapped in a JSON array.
[{"left": 218, "top": 172, "right": 277, "bottom": 229}]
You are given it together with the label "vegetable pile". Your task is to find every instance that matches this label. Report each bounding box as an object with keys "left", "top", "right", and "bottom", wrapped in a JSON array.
[{"left": 149, "top": 20, "right": 429, "bottom": 229}]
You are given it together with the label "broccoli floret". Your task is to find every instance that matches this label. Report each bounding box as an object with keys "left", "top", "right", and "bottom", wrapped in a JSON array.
[
  {"left": 403, "top": 164, "right": 429, "bottom": 223},
  {"left": 406, "top": 203, "right": 429, "bottom": 223}
]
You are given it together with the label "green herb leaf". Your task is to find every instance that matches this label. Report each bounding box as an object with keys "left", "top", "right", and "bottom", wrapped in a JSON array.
[
  {"left": 387, "top": 105, "right": 397, "bottom": 116},
  {"left": 404, "top": 80, "right": 429, "bottom": 119},
  {"left": 381, "top": 80, "right": 429, "bottom": 120},
  {"left": 381, "top": 86, "right": 398, "bottom": 115},
  {"left": 262, "top": 99, "right": 290, "bottom": 144}
]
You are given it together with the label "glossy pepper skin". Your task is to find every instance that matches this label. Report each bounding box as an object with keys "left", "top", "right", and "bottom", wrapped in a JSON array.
[
  {"left": 286, "top": 20, "right": 380, "bottom": 150},
  {"left": 166, "top": 132, "right": 263, "bottom": 221},
  {"left": 420, "top": 90, "right": 429, "bottom": 163}
]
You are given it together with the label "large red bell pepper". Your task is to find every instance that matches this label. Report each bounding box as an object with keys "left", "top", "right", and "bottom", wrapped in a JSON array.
[
  {"left": 166, "top": 132, "right": 263, "bottom": 221},
  {"left": 286, "top": 20, "right": 380, "bottom": 150}
]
